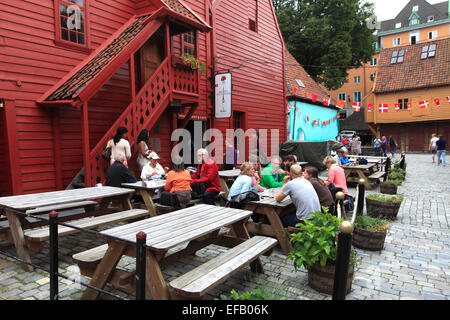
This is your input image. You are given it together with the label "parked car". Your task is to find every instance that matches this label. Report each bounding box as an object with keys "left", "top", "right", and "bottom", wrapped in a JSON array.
[{"left": 340, "top": 130, "right": 357, "bottom": 138}]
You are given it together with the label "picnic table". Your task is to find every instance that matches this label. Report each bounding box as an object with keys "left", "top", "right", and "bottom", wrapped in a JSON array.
[
  {"left": 242, "top": 188, "right": 295, "bottom": 255},
  {"left": 343, "top": 163, "right": 379, "bottom": 189},
  {"left": 122, "top": 180, "right": 166, "bottom": 217},
  {"left": 77, "top": 204, "right": 277, "bottom": 300},
  {"left": 0, "top": 186, "right": 139, "bottom": 271},
  {"left": 218, "top": 169, "right": 241, "bottom": 197},
  {"left": 347, "top": 155, "right": 387, "bottom": 171}
]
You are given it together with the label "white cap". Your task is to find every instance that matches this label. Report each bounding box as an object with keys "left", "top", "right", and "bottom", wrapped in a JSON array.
[{"left": 147, "top": 152, "right": 160, "bottom": 160}]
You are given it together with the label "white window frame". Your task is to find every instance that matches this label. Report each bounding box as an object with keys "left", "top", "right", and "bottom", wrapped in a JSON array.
[
  {"left": 412, "top": 5, "right": 418, "bottom": 12},
  {"left": 370, "top": 57, "right": 377, "bottom": 66},
  {"left": 410, "top": 18, "right": 419, "bottom": 25},
  {"left": 295, "top": 79, "right": 306, "bottom": 88},
  {"left": 393, "top": 37, "right": 401, "bottom": 46},
  {"left": 353, "top": 91, "right": 362, "bottom": 103},
  {"left": 409, "top": 31, "right": 420, "bottom": 45},
  {"left": 427, "top": 16, "right": 434, "bottom": 22},
  {"left": 338, "top": 92, "right": 346, "bottom": 104},
  {"left": 395, "top": 22, "right": 402, "bottom": 28},
  {"left": 353, "top": 76, "right": 361, "bottom": 84},
  {"left": 428, "top": 30, "right": 437, "bottom": 40}
]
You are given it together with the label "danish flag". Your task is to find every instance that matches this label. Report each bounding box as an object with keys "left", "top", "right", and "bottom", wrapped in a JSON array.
[
  {"left": 419, "top": 100, "right": 429, "bottom": 109},
  {"left": 447, "top": 96, "right": 450, "bottom": 103},
  {"left": 323, "top": 97, "right": 331, "bottom": 106},
  {"left": 367, "top": 104, "right": 373, "bottom": 112},
  {"left": 311, "top": 94, "right": 318, "bottom": 103},
  {"left": 352, "top": 102, "right": 361, "bottom": 112},
  {"left": 407, "top": 102, "right": 412, "bottom": 111},
  {"left": 434, "top": 98, "right": 440, "bottom": 107},
  {"left": 395, "top": 103, "right": 400, "bottom": 112},
  {"left": 379, "top": 104, "right": 388, "bottom": 113},
  {"left": 292, "top": 87, "right": 297, "bottom": 95}
]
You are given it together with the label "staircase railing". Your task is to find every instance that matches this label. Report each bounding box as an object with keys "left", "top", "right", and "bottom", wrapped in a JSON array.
[{"left": 88, "top": 57, "right": 171, "bottom": 186}]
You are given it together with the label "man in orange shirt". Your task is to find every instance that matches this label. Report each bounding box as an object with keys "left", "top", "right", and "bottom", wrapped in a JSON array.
[{"left": 163, "top": 156, "right": 192, "bottom": 207}]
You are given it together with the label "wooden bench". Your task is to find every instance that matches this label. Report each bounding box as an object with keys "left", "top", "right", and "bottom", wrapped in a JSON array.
[
  {"left": 24, "top": 209, "right": 149, "bottom": 251},
  {"left": 367, "top": 171, "right": 386, "bottom": 183},
  {"left": 168, "top": 236, "right": 277, "bottom": 299},
  {"left": 25, "top": 201, "right": 98, "bottom": 215}
]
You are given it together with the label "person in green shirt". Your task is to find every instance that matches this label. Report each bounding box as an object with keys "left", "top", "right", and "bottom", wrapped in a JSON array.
[{"left": 260, "top": 155, "right": 287, "bottom": 189}]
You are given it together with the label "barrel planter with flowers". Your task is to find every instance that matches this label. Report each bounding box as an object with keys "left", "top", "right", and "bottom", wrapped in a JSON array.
[
  {"left": 352, "top": 216, "right": 391, "bottom": 251},
  {"left": 366, "top": 194, "right": 403, "bottom": 219}
]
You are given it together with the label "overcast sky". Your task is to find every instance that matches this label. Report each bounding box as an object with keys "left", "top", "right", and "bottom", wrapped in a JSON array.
[{"left": 370, "top": 0, "right": 444, "bottom": 21}]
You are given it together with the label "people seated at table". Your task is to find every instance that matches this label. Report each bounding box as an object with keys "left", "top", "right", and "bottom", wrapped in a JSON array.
[
  {"left": 190, "top": 148, "right": 221, "bottom": 205},
  {"left": 162, "top": 157, "right": 192, "bottom": 208},
  {"left": 303, "top": 166, "right": 335, "bottom": 213},
  {"left": 106, "top": 152, "right": 137, "bottom": 187},
  {"left": 337, "top": 149, "right": 351, "bottom": 167},
  {"left": 107, "top": 126, "right": 131, "bottom": 167},
  {"left": 249, "top": 155, "right": 265, "bottom": 192},
  {"left": 322, "top": 156, "right": 349, "bottom": 195},
  {"left": 260, "top": 155, "right": 287, "bottom": 189},
  {"left": 276, "top": 165, "right": 321, "bottom": 227},
  {"left": 141, "top": 152, "right": 167, "bottom": 181},
  {"left": 227, "top": 163, "right": 259, "bottom": 202},
  {"left": 282, "top": 155, "right": 297, "bottom": 174}
]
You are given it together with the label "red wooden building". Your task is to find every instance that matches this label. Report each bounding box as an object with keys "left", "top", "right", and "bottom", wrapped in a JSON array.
[{"left": 0, "top": 0, "right": 286, "bottom": 196}]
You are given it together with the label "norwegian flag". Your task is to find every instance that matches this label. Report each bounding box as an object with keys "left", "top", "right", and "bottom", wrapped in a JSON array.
[
  {"left": 379, "top": 104, "right": 388, "bottom": 113},
  {"left": 352, "top": 102, "right": 361, "bottom": 112},
  {"left": 434, "top": 98, "right": 440, "bottom": 107},
  {"left": 407, "top": 102, "right": 412, "bottom": 111},
  {"left": 336, "top": 100, "right": 345, "bottom": 109},
  {"left": 395, "top": 103, "right": 400, "bottom": 112},
  {"left": 323, "top": 97, "right": 331, "bottom": 106},
  {"left": 311, "top": 94, "right": 318, "bottom": 103},
  {"left": 419, "top": 100, "right": 429, "bottom": 109},
  {"left": 367, "top": 104, "right": 373, "bottom": 113}
]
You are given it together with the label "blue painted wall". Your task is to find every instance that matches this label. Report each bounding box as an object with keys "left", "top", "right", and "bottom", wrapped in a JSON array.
[{"left": 289, "top": 100, "right": 339, "bottom": 141}]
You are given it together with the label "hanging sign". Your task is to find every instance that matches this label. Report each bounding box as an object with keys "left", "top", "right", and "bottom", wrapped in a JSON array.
[{"left": 215, "top": 73, "right": 232, "bottom": 118}]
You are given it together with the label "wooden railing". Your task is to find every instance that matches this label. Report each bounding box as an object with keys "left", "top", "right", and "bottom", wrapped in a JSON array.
[
  {"left": 171, "top": 64, "right": 198, "bottom": 96},
  {"left": 88, "top": 57, "right": 171, "bottom": 186}
]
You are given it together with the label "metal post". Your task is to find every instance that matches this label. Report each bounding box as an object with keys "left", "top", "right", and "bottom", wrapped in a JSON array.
[
  {"left": 336, "top": 191, "right": 346, "bottom": 219},
  {"left": 357, "top": 179, "right": 365, "bottom": 216},
  {"left": 135, "top": 231, "right": 147, "bottom": 300},
  {"left": 49, "top": 210, "right": 59, "bottom": 300},
  {"left": 332, "top": 221, "right": 354, "bottom": 300},
  {"left": 400, "top": 152, "right": 406, "bottom": 170},
  {"left": 384, "top": 157, "right": 391, "bottom": 182}
]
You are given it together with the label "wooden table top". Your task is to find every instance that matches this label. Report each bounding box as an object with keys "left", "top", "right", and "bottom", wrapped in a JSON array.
[
  {"left": 218, "top": 169, "right": 241, "bottom": 178},
  {"left": 122, "top": 180, "right": 166, "bottom": 190},
  {"left": 343, "top": 163, "right": 376, "bottom": 170},
  {"left": 0, "top": 186, "right": 134, "bottom": 211},
  {"left": 99, "top": 204, "right": 252, "bottom": 252},
  {"left": 244, "top": 188, "right": 293, "bottom": 208}
]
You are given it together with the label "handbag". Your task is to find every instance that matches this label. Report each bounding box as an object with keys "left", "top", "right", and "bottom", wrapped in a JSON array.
[
  {"left": 102, "top": 141, "right": 112, "bottom": 161},
  {"left": 191, "top": 182, "right": 208, "bottom": 199},
  {"left": 230, "top": 190, "right": 260, "bottom": 205},
  {"left": 160, "top": 191, "right": 181, "bottom": 209}
]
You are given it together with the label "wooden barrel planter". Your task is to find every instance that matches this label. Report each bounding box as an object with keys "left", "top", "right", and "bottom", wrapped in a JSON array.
[
  {"left": 366, "top": 198, "right": 401, "bottom": 219},
  {"left": 352, "top": 227, "right": 387, "bottom": 251},
  {"left": 308, "top": 263, "right": 354, "bottom": 295},
  {"left": 380, "top": 183, "right": 397, "bottom": 195}
]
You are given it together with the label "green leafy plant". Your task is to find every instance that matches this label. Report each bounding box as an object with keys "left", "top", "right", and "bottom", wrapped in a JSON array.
[
  {"left": 287, "top": 209, "right": 356, "bottom": 270},
  {"left": 216, "top": 288, "right": 276, "bottom": 300},
  {"left": 354, "top": 215, "right": 391, "bottom": 232},
  {"left": 384, "top": 179, "right": 402, "bottom": 186},
  {"left": 366, "top": 193, "right": 403, "bottom": 203},
  {"left": 180, "top": 54, "right": 206, "bottom": 75}
]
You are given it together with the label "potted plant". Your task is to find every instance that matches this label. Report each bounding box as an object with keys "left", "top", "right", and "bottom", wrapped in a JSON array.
[
  {"left": 388, "top": 167, "right": 406, "bottom": 181},
  {"left": 380, "top": 179, "right": 402, "bottom": 195},
  {"left": 366, "top": 193, "right": 403, "bottom": 219},
  {"left": 180, "top": 54, "right": 206, "bottom": 75},
  {"left": 287, "top": 210, "right": 356, "bottom": 295},
  {"left": 353, "top": 215, "right": 391, "bottom": 251}
]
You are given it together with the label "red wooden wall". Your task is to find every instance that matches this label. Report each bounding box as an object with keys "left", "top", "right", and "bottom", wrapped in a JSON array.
[{"left": 0, "top": 108, "right": 12, "bottom": 196}]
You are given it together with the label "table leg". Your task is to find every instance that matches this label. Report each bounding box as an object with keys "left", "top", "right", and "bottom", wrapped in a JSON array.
[
  {"left": 146, "top": 250, "right": 170, "bottom": 299},
  {"left": 81, "top": 240, "right": 127, "bottom": 300},
  {"left": 262, "top": 206, "right": 293, "bottom": 255},
  {"left": 121, "top": 193, "right": 133, "bottom": 211},
  {"left": 356, "top": 170, "right": 371, "bottom": 189},
  {"left": 5, "top": 210, "right": 33, "bottom": 272},
  {"left": 220, "top": 177, "right": 230, "bottom": 198},
  {"left": 139, "top": 189, "right": 157, "bottom": 217},
  {"left": 231, "top": 220, "right": 263, "bottom": 273}
]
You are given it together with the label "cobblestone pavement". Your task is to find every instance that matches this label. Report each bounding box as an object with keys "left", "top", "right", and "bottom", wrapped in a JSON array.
[{"left": 0, "top": 153, "right": 449, "bottom": 300}]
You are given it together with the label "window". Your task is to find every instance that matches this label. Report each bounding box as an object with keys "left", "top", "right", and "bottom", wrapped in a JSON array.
[
  {"left": 412, "top": 5, "right": 418, "bottom": 12},
  {"left": 338, "top": 110, "right": 347, "bottom": 120},
  {"left": 182, "top": 31, "right": 196, "bottom": 56},
  {"left": 370, "top": 58, "right": 378, "bottom": 66},
  {"left": 398, "top": 98, "right": 409, "bottom": 110},
  {"left": 370, "top": 73, "right": 376, "bottom": 81},
  {"left": 391, "top": 50, "right": 405, "bottom": 64},
  {"left": 428, "top": 30, "right": 437, "bottom": 40},
  {"left": 421, "top": 44, "right": 436, "bottom": 59},
  {"left": 354, "top": 76, "right": 361, "bottom": 84},
  {"left": 338, "top": 92, "right": 346, "bottom": 102},
  {"left": 248, "top": 0, "right": 258, "bottom": 32},
  {"left": 427, "top": 16, "right": 434, "bottom": 22},
  {"left": 395, "top": 22, "right": 402, "bottom": 28},
  {"left": 56, "top": 0, "right": 88, "bottom": 48},
  {"left": 410, "top": 31, "right": 420, "bottom": 45},
  {"left": 410, "top": 18, "right": 419, "bottom": 25},
  {"left": 296, "top": 79, "right": 306, "bottom": 88},
  {"left": 353, "top": 91, "right": 362, "bottom": 103},
  {"left": 393, "top": 37, "right": 401, "bottom": 46}
]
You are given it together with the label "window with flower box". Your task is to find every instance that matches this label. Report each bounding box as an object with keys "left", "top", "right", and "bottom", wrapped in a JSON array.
[{"left": 55, "top": 0, "right": 89, "bottom": 50}]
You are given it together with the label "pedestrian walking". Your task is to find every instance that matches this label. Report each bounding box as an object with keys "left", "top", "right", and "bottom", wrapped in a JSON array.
[
  {"left": 389, "top": 136, "right": 397, "bottom": 157},
  {"left": 436, "top": 135, "right": 447, "bottom": 167},
  {"left": 429, "top": 133, "right": 439, "bottom": 163},
  {"left": 380, "top": 136, "right": 387, "bottom": 157}
]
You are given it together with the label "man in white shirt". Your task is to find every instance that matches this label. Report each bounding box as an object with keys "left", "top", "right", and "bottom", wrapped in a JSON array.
[
  {"left": 429, "top": 133, "right": 439, "bottom": 163},
  {"left": 140, "top": 152, "right": 167, "bottom": 181}
]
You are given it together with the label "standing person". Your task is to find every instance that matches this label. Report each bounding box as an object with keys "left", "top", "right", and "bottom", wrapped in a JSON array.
[
  {"left": 303, "top": 166, "right": 335, "bottom": 213},
  {"left": 107, "top": 126, "right": 131, "bottom": 167},
  {"left": 260, "top": 155, "right": 287, "bottom": 189},
  {"left": 224, "top": 139, "right": 237, "bottom": 170},
  {"left": 276, "top": 165, "right": 321, "bottom": 227},
  {"left": 389, "top": 136, "right": 397, "bottom": 157},
  {"left": 136, "top": 129, "right": 153, "bottom": 172},
  {"left": 436, "top": 135, "right": 447, "bottom": 167},
  {"left": 163, "top": 157, "right": 192, "bottom": 208},
  {"left": 322, "top": 156, "right": 349, "bottom": 195},
  {"left": 373, "top": 137, "right": 381, "bottom": 148},
  {"left": 342, "top": 136, "right": 349, "bottom": 148},
  {"left": 106, "top": 152, "right": 136, "bottom": 187},
  {"left": 429, "top": 133, "right": 439, "bottom": 163},
  {"left": 141, "top": 152, "right": 167, "bottom": 181},
  {"left": 350, "top": 136, "right": 360, "bottom": 155},
  {"left": 380, "top": 136, "right": 387, "bottom": 157},
  {"left": 190, "top": 148, "right": 222, "bottom": 205}
]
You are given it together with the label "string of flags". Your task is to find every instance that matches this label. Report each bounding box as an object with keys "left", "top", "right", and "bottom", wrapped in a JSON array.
[
  {"left": 287, "top": 101, "right": 340, "bottom": 127},
  {"left": 367, "top": 96, "right": 449, "bottom": 113}
]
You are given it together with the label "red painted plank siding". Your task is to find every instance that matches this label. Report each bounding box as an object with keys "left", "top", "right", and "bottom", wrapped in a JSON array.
[{"left": 0, "top": 108, "right": 12, "bottom": 196}]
